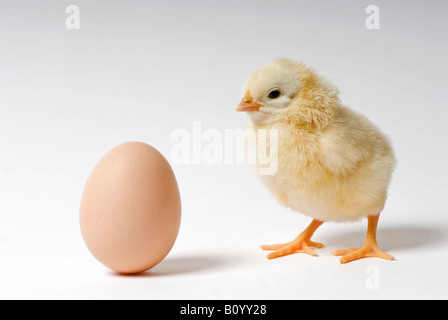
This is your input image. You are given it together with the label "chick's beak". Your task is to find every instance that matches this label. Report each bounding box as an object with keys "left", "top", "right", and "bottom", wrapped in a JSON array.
[{"left": 236, "top": 91, "right": 262, "bottom": 112}]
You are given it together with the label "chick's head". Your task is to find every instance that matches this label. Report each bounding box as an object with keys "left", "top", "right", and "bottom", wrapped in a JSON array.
[
  {"left": 237, "top": 58, "right": 300, "bottom": 124},
  {"left": 237, "top": 58, "right": 340, "bottom": 129}
]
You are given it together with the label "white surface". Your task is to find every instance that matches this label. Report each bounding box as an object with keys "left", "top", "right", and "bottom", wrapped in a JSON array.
[{"left": 1, "top": 0, "right": 448, "bottom": 299}]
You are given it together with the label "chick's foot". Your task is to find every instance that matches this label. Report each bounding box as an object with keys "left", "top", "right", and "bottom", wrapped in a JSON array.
[
  {"left": 333, "top": 244, "right": 394, "bottom": 264},
  {"left": 261, "top": 219, "right": 324, "bottom": 259},
  {"left": 262, "top": 239, "right": 324, "bottom": 259},
  {"left": 333, "top": 214, "right": 394, "bottom": 264}
]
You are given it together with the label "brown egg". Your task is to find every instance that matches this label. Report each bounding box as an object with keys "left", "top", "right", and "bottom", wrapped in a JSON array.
[{"left": 80, "top": 141, "right": 181, "bottom": 274}]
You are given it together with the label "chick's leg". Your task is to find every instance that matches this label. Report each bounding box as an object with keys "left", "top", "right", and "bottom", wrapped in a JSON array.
[
  {"left": 333, "top": 214, "right": 394, "bottom": 264},
  {"left": 261, "top": 219, "right": 324, "bottom": 259}
]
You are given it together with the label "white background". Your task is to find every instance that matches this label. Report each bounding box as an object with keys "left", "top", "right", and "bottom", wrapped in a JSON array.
[{"left": 1, "top": 0, "right": 447, "bottom": 299}]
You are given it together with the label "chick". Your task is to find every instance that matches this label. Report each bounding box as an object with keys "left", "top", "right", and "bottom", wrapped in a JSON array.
[{"left": 236, "top": 58, "right": 396, "bottom": 264}]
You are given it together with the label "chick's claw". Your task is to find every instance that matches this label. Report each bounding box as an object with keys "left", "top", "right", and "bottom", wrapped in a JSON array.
[{"left": 307, "top": 241, "right": 325, "bottom": 249}]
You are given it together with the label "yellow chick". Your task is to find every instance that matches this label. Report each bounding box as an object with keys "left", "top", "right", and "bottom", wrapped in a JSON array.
[{"left": 236, "top": 58, "right": 396, "bottom": 264}]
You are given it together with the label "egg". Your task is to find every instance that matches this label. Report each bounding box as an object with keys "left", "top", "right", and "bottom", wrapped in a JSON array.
[{"left": 80, "top": 141, "right": 181, "bottom": 274}]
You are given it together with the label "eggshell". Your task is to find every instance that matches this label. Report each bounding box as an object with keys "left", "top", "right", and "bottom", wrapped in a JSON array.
[{"left": 80, "top": 141, "right": 181, "bottom": 274}]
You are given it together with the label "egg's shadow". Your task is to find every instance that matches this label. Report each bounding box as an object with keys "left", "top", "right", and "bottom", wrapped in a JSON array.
[
  {"left": 108, "top": 254, "right": 232, "bottom": 278},
  {"left": 151, "top": 255, "right": 229, "bottom": 276},
  {"left": 321, "top": 224, "right": 448, "bottom": 252}
]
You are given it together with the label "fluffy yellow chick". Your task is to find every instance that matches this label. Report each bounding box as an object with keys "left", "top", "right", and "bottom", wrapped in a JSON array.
[{"left": 236, "top": 58, "right": 396, "bottom": 264}]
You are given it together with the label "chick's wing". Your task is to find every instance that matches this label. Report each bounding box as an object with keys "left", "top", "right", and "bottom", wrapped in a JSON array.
[{"left": 318, "top": 106, "right": 376, "bottom": 177}]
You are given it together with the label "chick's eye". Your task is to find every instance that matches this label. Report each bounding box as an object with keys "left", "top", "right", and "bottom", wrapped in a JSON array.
[{"left": 268, "top": 89, "right": 281, "bottom": 99}]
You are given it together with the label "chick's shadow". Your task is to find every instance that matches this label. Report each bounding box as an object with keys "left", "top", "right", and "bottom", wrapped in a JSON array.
[{"left": 322, "top": 224, "right": 448, "bottom": 252}]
